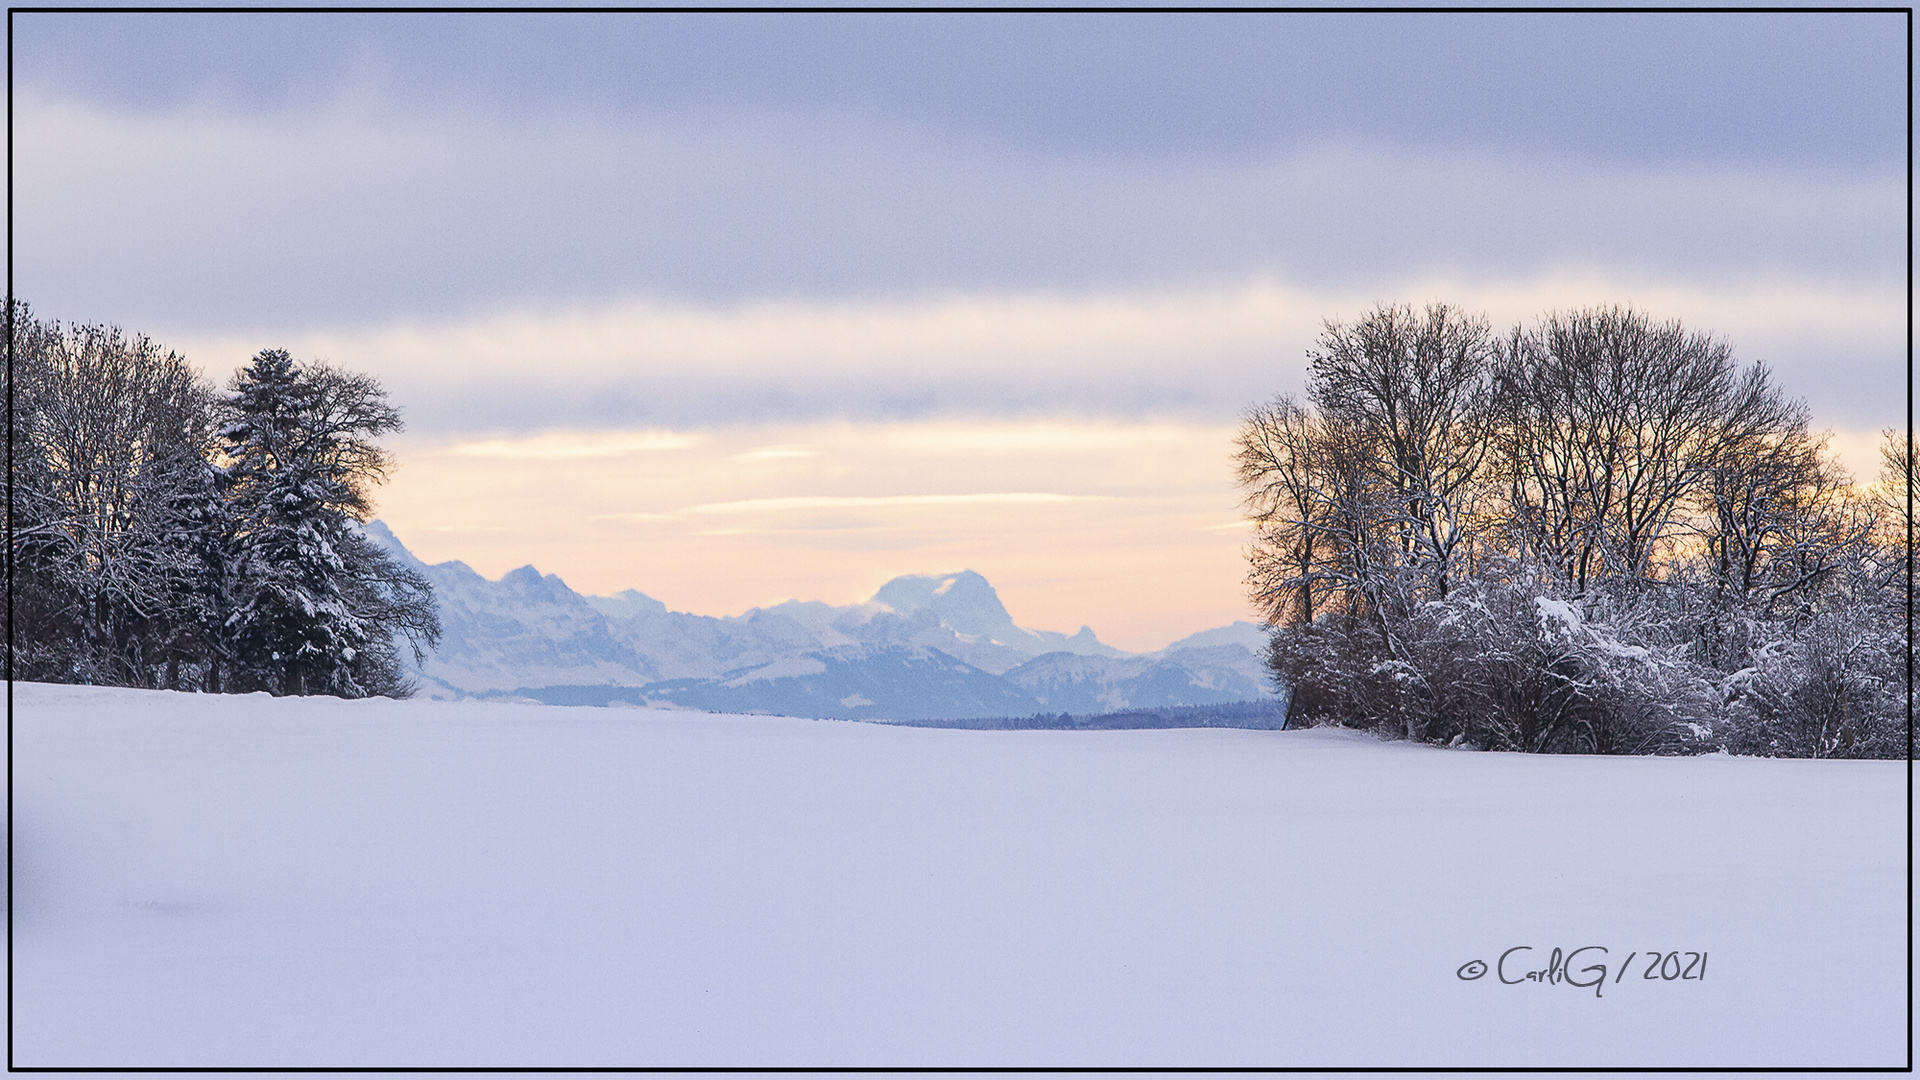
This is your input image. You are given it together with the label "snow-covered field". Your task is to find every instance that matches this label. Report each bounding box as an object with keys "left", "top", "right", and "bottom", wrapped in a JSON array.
[{"left": 10, "top": 682, "right": 1909, "bottom": 1068}]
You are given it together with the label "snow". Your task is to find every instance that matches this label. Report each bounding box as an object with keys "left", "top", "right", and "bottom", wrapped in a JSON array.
[
  {"left": 1535, "top": 595, "right": 1583, "bottom": 635},
  {"left": 1532, "top": 596, "right": 1651, "bottom": 659},
  {"left": 1153, "top": 619, "right": 1272, "bottom": 655},
  {"left": 11, "top": 682, "right": 1909, "bottom": 1068},
  {"left": 721, "top": 655, "right": 828, "bottom": 685}
]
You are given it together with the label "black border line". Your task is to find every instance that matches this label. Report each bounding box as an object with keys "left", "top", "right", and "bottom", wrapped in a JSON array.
[
  {"left": 0, "top": 5, "right": 1912, "bottom": 11},
  {"left": 3, "top": 6, "right": 1904, "bottom": 1068},
  {"left": 0, "top": 1060, "right": 1904, "bottom": 1068},
  {"left": 1896, "top": 4, "right": 1912, "bottom": 1068},
  {"left": 5, "top": 3, "right": 14, "bottom": 1075}
]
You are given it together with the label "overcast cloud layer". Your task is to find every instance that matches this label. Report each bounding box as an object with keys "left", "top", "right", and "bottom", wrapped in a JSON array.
[
  {"left": 18, "top": 89, "right": 1901, "bottom": 317},
  {"left": 15, "top": 92, "right": 1903, "bottom": 433},
  {"left": 17, "top": 15, "right": 1902, "bottom": 400},
  {"left": 153, "top": 274, "right": 1900, "bottom": 439},
  {"left": 15, "top": 12, "right": 1903, "bottom": 169}
]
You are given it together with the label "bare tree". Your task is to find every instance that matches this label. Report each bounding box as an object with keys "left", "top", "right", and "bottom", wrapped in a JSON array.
[
  {"left": 1237, "top": 389, "right": 1435, "bottom": 633},
  {"left": 1236, "top": 395, "right": 1333, "bottom": 627},
  {"left": 1875, "top": 427, "right": 1914, "bottom": 756},
  {"left": 1238, "top": 304, "right": 1498, "bottom": 632},
  {"left": 1306, "top": 301, "right": 1497, "bottom": 606},
  {"left": 1874, "top": 427, "right": 1913, "bottom": 572},
  {"left": 1700, "top": 422, "right": 1874, "bottom": 618},
  {"left": 1492, "top": 306, "right": 1798, "bottom": 593},
  {"left": 7, "top": 303, "right": 221, "bottom": 686}
]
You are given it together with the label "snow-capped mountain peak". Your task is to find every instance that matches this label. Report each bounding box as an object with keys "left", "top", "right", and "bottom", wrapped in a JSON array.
[
  {"left": 585, "top": 589, "right": 669, "bottom": 620},
  {"left": 871, "top": 570, "right": 1014, "bottom": 639}
]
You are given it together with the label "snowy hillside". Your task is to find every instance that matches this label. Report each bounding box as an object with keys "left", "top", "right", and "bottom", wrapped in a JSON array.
[
  {"left": 640, "top": 643, "right": 1044, "bottom": 721},
  {"left": 11, "top": 682, "right": 1906, "bottom": 1067},
  {"left": 1004, "top": 643, "right": 1270, "bottom": 712},
  {"left": 365, "top": 521, "right": 1280, "bottom": 718}
]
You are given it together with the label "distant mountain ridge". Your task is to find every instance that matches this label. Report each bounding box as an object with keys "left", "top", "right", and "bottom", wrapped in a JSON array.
[{"left": 366, "top": 520, "right": 1280, "bottom": 720}]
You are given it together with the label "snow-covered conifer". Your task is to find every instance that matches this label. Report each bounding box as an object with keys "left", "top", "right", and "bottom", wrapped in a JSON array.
[{"left": 216, "top": 349, "right": 438, "bottom": 697}]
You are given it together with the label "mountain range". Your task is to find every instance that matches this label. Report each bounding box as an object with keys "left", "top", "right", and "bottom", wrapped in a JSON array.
[{"left": 366, "top": 521, "right": 1279, "bottom": 721}]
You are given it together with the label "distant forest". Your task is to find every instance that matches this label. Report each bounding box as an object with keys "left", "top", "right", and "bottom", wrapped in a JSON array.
[
  {"left": 5, "top": 302, "right": 440, "bottom": 698},
  {"left": 1237, "top": 303, "right": 1912, "bottom": 759},
  {"left": 876, "top": 699, "right": 1290, "bottom": 731}
]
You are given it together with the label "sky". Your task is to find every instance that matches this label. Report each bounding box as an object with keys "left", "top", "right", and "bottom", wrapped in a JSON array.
[{"left": 11, "top": 11, "right": 1908, "bottom": 652}]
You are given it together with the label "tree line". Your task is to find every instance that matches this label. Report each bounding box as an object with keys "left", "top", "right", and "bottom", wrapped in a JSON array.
[
  {"left": 884, "top": 700, "right": 1291, "bottom": 731},
  {"left": 6, "top": 302, "right": 440, "bottom": 698},
  {"left": 1237, "top": 303, "right": 1911, "bottom": 758}
]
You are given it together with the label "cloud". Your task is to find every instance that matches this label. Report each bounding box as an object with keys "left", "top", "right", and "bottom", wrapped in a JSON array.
[
  {"left": 730, "top": 446, "right": 823, "bottom": 462},
  {"left": 14, "top": 91, "right": 1901, "bottom": 336},
  {"left": 15, "top": 90, "right": 1895, "bottom": 434},
  {"left": 159, "top": 273, "right": 1905, "bottom": 436},
  {"left": 446, "top": 431, "right": 698, "bottom": 460},
  {"left": 598, "top": 492, "right": 1118, "bottom": 522},
  {"left": 16, "top": 13, "right": 1901, "bottom": 169}
]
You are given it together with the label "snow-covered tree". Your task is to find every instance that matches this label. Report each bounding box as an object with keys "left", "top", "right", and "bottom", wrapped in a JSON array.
[
  {"left": 1306, "top": 302, "right": 1496, "bottom": 606},
  {"left": 6, "top": 301, "right": 222, "bottom": 687},
  {"left": 216, "top": 349, "right": 438, "bottom": 697},
  {"left": 1244, "top": 302, "right": 1907, "bottom": 757},
  {"left": 1237, "top": 303, "right": 1496, "bottom": 636}
]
